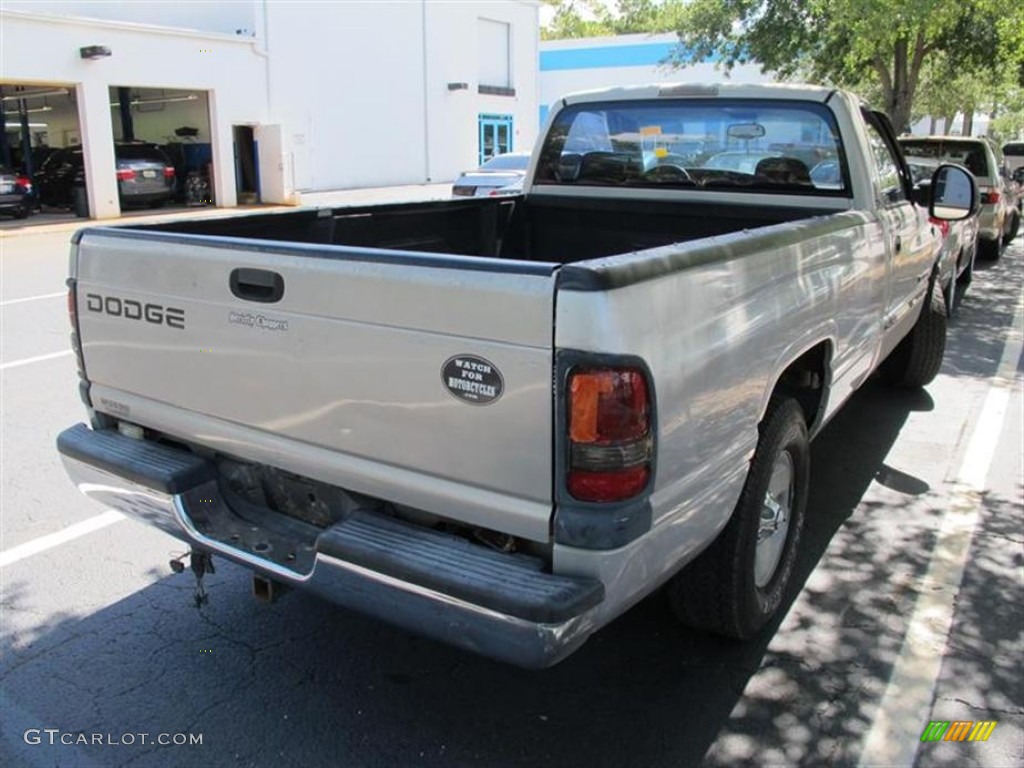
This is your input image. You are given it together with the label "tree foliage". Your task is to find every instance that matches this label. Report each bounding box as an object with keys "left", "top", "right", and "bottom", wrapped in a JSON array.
[
  {"left": 670, "top": 0, "right": 1024, "bottom": 132},
  {"left": 541, "top": 0, "right": 687, "bottom": 41}
]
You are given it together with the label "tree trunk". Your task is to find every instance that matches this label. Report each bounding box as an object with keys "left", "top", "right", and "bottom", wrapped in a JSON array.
[
  {"left": 928, "top": 115, "right": 936, "bottom": 134},
  {"left": 962, "top": 106, "right": 974, "bottom": 137},
  {"left": 887, "top": 36, "right": 917, "bottom": 134}
]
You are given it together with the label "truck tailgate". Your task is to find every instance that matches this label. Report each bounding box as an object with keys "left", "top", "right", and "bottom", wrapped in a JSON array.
[{"left": 73, "top": 229, "right": 559, "bottom": 541}]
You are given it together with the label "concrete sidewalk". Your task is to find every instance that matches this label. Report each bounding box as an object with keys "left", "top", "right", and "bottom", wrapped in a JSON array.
[{"left": 0, "top": 182, "right": 453, "bottom": 239}]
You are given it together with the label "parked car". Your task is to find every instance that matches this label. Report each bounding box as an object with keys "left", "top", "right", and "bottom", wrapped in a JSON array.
[
  {"left": 489, "top": 177, "right": 524, "bottom": 196},
  {"left": 36, "top": 143, "right": 176, "bottom": 210},
  {"left": 452, "top": 152, "right": 530, "bottom": 197},
  {"left": 907, "top": 157, "right": 980, "bottom": 314},
  {"left": 899, "top": 136, "right": 1019, "bottom": 259},
  {"left": 1003, "top": 141, "right": 1024, "bottom": 177},
  {"left": 0, "top": 166, "right": 34, "bottom": 218},
  {"left": 702, "top": 150, "right": 781, "bottom": 174},
  {"left": 1013, "top": 167, "right": 1024, "bottom": 214}
]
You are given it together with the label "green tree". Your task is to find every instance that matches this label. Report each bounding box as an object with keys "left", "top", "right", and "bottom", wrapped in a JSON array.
[
  {"left": 541, "top": 0, "right": 688, "bottom": 41},
  {"left": 541, "top": 0, "right": 613, "bottom": 41},
  {"left": 671, "top": 0, "right": 1023, "bottom": 132}
]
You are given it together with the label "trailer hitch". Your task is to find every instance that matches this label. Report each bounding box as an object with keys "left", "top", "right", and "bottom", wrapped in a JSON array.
[{"left": 169, "top": 549, "right": 216, "bottom": 608}]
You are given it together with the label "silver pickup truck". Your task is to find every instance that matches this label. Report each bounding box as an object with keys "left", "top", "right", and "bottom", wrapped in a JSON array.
[{"left": 57, "top": 84, "right": 976, "bottom": 668}]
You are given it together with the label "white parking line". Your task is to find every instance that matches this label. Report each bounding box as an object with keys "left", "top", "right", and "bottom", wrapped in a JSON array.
[
  {"left": 0, "top": 349, "right": 74, "bottom": 371},
  {"left": 0, "top": 510, "right": 124, "bottom": 568},
  {"left": 858, "top": 287, "right": 1024, "bottom": 767},
  {"left": 0, "top": 291, "right": 64, "bottom": 307}
]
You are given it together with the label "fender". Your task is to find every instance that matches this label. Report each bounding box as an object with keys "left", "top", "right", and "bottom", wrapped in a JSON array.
[{"left": 756, "top": 328, "right": 837, "bottom": 436}]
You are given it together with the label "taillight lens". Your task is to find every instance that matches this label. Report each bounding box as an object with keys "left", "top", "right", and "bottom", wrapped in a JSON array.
[
  {"left": 980, "top": 189, "right": 1000, "bottom": 205},
  {"left": 15, "top": 175, "right": 32, "bottom": 192},
  {"left": 116, "top": 169, "right": 135, "bottom": 181},
  {"left": 567, "top": 368, "right": 653, "bottom": 502},
  {"left": 929, "top": 217, "right": 950, "bottom": 238},
  {"left": 164, "top": 166, "right": 176, "bottom": 178}
]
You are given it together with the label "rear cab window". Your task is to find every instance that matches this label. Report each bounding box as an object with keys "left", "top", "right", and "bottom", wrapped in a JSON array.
[
  {"left": 534, "top": 99, "right": 850, "bottom": 196},
  {"left": 899, "top": 139, "right": 992, "bottom": 180}
]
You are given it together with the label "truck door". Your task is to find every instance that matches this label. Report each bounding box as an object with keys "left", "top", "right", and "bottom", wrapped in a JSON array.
[{"left": 862, "top": 111, "right": 935, "bottom": 344}]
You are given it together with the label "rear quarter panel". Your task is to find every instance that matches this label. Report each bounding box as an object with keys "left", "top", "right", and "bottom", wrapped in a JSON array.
[{"left": 552, "top": 210, "right": 888, "bottom": 625}]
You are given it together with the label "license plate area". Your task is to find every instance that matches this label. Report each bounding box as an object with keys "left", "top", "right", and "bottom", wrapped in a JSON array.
[
  {"left": 181, "top": 481, "right": 320, "bottom": 576},
  {"left": 142, "top": 170, "right": 157, "bottom": 179}
]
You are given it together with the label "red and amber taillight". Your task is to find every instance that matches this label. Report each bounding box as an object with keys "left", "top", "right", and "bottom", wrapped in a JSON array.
[
  {"left": 567, "top": 367, "right": 653, "bottom": 502},
  {"left": 979, "top": 188, "right": 1000, "bottom": 205}
]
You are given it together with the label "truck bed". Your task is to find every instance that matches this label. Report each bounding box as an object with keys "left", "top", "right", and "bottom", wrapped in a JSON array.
[{"left": 142, "top": 195, "right": 842, "bottom": 263}]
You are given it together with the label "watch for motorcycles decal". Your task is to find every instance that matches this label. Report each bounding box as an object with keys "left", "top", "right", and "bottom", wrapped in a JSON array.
[{"left": 441, "top": 355, "right": 504, "bottom": 405}]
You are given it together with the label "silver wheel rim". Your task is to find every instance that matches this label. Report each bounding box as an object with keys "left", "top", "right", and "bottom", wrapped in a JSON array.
[{"left": 755, "top": 450, "right": 794, "bottom": 588}]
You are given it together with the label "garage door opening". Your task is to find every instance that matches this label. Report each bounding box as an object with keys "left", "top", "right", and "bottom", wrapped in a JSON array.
[
  {"left": 108, "top": 86, "right": 214, "bottom": 211},
  {"left": 0, "top": 82, "right": 83, "bottom": 224}
]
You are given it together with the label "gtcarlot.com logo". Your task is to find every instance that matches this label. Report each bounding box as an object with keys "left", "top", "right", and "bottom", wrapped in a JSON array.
[{"left": 24, "top": 729, "right": 203, "bottom": 747}]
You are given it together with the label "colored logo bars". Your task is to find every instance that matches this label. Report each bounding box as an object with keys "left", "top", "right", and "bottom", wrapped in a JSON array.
[{"left": 920, "top": 721, "right": 998, "bottom": 742}]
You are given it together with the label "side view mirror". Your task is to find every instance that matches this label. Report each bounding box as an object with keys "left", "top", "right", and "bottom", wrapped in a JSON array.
[
  {"left": 930, "top": 164, "right": 977, "bottom": 221},
  {"left": 1013, "top": 168, "right": 1024, "bottom": 185}
]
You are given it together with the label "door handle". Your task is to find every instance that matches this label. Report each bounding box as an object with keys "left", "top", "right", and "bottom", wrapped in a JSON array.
[
  {"left": 230, "top": 268, "right": 284, "bottom": 303},
  {"left": 893, "top": 236, "right": 902, "bottom": 253}
]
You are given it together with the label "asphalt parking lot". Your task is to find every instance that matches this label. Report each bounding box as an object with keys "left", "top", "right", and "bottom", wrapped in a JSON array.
[{"left": 1, "top": 221, "right": 1021, "bottom": 768}]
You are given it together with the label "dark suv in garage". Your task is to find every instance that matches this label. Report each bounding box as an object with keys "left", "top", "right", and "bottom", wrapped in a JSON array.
[{"left": 36, "top": 143, "right": 176, "bottom": 210}]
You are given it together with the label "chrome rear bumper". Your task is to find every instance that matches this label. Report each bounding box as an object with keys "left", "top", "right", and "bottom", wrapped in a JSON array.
[{"left": 57, "top": 424, "right": 602, "bottom": 668}]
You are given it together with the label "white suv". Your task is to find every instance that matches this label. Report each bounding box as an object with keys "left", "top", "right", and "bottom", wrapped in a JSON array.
[{"left": 900, "top": 136, "right": 1019, "bottom": 259}]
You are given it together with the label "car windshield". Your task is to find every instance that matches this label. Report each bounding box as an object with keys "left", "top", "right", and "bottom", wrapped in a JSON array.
[
  {"left": 117, "top": 145, "right": 166, "bottom": 161},
  {"left": 479, "top": 154, "right": 529, "bottom": 171},
  {"left": 899, "top": 140, "right": 989, "bottom": 178},
  {"left": 534, "top": 98, "right": 848, "bottom": 194},
  {"left": 1003, "top": 142, "right": 1024, "bottom": 157}
]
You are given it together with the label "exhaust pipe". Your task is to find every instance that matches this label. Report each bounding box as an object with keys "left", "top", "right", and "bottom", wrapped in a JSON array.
[{"left": 253, "top": 574, "right": 290, "bottom": 603}]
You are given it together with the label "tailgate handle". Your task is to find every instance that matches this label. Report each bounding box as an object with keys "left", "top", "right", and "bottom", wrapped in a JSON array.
[{"left": 230, "top": 268, "right": 284, "bottom": 303}]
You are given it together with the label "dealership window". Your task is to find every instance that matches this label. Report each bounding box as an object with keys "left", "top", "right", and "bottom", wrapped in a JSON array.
[
  {"left": 479, "top": 114, "right": 513, "bottom": 165},
  {"left": 478, "top": 19, "right": 514, "bottom": 96}
]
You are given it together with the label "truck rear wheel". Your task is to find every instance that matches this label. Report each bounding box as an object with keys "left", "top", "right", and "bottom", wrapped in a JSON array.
[
  {"left": 667, "top": 398, "right": 809, "bottom": 639},
  {"left": 880, "top": 287, "right": 946, "bottom": 388}
]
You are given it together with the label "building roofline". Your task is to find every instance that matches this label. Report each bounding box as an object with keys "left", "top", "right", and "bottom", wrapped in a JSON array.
[{"left": 0, "top": 8, "right": 258, "bottom": 45}]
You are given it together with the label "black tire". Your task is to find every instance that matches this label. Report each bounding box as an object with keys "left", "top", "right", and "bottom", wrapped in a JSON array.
[
  {"left": 977, "top": 235, "right": 1001, "bottom": 261},
  {"left": 667, "top": 398, "right": 809, "bottom": 639},
  {"left": 881, "top": 286, "right": 946, "bottom": 388},
  {"left": 1004, "top": 209, "right": 1020, "bottom": 245},
  {"left": 13, "top": 206, "right": 29, "bottom": 219}
]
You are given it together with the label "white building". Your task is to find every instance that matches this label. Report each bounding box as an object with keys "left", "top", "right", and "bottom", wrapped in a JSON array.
[
  {"left": 539, "top": 32, "right": 771, "bottom": 127},
  {"left": 0, "top": 0, "right": 541, "bottom": 218}
]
